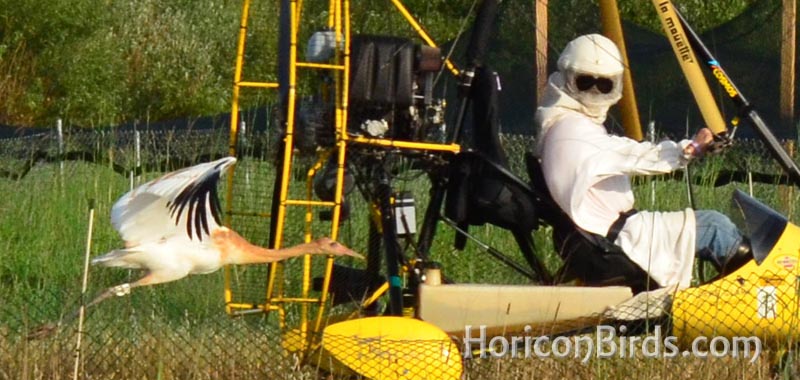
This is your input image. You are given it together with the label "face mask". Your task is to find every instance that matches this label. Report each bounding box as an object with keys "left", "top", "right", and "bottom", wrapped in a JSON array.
[
  {"left": 563, "top": 70, "right": 623, "bottom": 111},
  {"left": 575, "top": 75, "right": 615, "bottom": 94}
]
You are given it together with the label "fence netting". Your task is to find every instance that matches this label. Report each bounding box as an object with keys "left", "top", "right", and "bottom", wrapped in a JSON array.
[
  {"left": 2, "top": 121, "right": 800, "bottom": 379},
  {"left": 3, "top": 0, "right": 800, "bottom": 376}
]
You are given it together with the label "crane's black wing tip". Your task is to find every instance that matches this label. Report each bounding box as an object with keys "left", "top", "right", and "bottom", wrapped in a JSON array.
[{"left": 167, "top": 159, "right": 233, "bottom": 241}]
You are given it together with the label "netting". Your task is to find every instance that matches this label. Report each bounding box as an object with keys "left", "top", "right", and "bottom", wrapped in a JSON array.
[
  {"left": 3, "top": 0, "right": 800, "bottom": 377},
  {"left": 2, "top": 301, "right": 288, "bottom": 379},
  {"left": 3, "top": 122, "right": 800, "bottom": 378},
  {"left": 481, "top": 0, "right": 799, "bottom": 139},
  {"left": 320, "top": 327, "right": 463, "bottom": 379},
  {"left": 449, "top": 266, "right": 800, "bottom": 379}
]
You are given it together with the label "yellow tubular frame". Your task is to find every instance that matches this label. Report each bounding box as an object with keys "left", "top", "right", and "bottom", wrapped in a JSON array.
[
  {"left": 599, "top": 0, "right": 642, "bottom": 141},
  {"left": 223, "top": 0, "right": 251, "bottom": 316},
  {"left": 225, "top": 0, "right": 465, "bottom": 356},
  {"left": 652, "top": 0, "right": 727, "bottom": 135},
  {"left": 388, "top": 0, "right": 460, "bottom": 77}
]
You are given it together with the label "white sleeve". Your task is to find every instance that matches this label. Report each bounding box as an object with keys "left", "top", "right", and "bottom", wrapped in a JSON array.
[{"left": 588, "top": 134, "right": 692, "bottom": 176}]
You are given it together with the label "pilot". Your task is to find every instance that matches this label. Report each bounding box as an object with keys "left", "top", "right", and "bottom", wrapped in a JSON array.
[{"left": 535, "top": 34, "right": 751, "bottom": 288}]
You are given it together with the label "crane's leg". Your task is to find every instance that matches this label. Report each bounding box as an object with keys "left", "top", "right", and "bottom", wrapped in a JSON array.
[
  {"left": 83, "top": 283, "right": 133, "bottom": 309},
  {"left": 28, "top": 272, "right": 181, "bottom": 340},
  {"left": 26, "top": 282, "right": 134, "bottom": 340},
  {"left": 84, "top": 270, "right": 187, "bottom": 309}
]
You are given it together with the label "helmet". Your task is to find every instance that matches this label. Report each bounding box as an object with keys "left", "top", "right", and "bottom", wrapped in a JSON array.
[
  {"left": 556, "top": 34, "right": 625, "bottom": 112},
  {"left": 557, "top": 34, "right": 624, "bottom": 76}
]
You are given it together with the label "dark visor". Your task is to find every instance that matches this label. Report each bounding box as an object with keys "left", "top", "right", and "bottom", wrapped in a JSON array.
[{"left": 575, "top": 75, "right": 614, "bottom": 94}]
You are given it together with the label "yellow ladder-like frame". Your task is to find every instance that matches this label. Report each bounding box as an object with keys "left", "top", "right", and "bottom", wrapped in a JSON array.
[{"left": 224, "top": 0, "right": 462, "bottom": 353}]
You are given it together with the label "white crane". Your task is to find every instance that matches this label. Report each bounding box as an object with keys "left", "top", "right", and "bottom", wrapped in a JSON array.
[{"left": 29, "top": 156, "right": 360, "bottom": 338}]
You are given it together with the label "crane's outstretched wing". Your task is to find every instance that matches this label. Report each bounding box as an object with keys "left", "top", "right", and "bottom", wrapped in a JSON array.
[{"left": 111, "top": 156, "right": 237, "bottom": 245}]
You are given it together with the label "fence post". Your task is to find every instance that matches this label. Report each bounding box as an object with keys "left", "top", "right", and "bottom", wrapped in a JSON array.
[
  {"left": 780, "top": 140, "right": 795, "bottom": 218},
  {"left": 240, "top": 120, "right": 250, "bottom": 186},
  {"left": 57, "top": 118, "right": 64, "bottom": 177},
  {"left": 649, "top": 121, "right": 656, "bottom": 207},
  {"left": 72, "top": 198, "right": 95, "bottom": 380},
  {"left": 239, "top": 119, "right": 247, "bottom": 151},
  {"left": 135, "top": 129, "right": 141, "bottom": 186}
]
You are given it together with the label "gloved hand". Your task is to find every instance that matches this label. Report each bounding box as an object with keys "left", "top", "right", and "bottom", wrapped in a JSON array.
[
  {"left": 705, "top": 131, "right": 733, "bottom": 155},
  {"left": 683, "top": 128, "right": 713, "bottom": 158}
]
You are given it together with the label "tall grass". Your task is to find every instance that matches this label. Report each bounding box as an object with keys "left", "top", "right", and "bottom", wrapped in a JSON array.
[
  {"left": 2, "top": 146, "right": 799, "bottom": 378},
  {"left": 0, "top": 161, "right": 230, "bottom": 324}
]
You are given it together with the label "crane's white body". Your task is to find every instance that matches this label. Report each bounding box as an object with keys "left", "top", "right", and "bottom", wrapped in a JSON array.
[
  {"left": 91, "top": 156, "right": 237, "bottom": 286},
  {"left": 93, "top": 238, "right": 223, "bottom": 280},
  {"left": 27, "top": 156, "right": 359, "bottom": 339}
]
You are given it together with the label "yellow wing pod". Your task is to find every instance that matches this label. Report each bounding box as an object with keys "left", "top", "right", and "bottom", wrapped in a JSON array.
[
  {"left": 673, "top": 215, "right": 800, "bottom": 348},
  {"left": 322, "top": 316, "right": 463, "bottom": 379}
]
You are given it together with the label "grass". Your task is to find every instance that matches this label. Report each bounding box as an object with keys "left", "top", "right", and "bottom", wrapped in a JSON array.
[{"left": 2, "top": 139, "right": 800, "bottom": 379}]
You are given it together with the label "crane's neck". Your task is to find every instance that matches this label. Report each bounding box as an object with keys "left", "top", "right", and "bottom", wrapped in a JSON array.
[{"left": 212, "top": 227, "right": 320, "bottom": 265}]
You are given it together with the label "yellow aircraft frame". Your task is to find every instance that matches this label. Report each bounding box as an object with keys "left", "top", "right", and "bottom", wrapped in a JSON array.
[
  {"left": 220, "top": 0, "right": 800, "bottom": 376},
  {"left": 223, "top": 0, "right": 462, "bottom": 354}
]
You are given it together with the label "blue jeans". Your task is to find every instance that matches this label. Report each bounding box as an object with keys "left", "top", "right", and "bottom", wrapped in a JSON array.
[{"left": 694, "top": 210, "right": 744, "bottom": 266}]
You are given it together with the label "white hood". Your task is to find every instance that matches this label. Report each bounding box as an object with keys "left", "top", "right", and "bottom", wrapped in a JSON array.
[
  {"left": 534, "top": 72, "right": 615, "bottom": 154},
  {"left": 535, "top": 34, "right": 625, "bottom": 155}
]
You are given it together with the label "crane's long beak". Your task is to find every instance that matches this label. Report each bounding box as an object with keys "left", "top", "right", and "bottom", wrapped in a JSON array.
[
  {"left": 337, "top": 245, "right": 364, "bottom": 260},
  {"left": 318, "top": 238, "right": 364, "bottom": 260}
]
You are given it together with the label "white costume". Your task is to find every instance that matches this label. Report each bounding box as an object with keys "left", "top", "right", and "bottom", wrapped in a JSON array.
[{"left": 535, "top": 34, "right": 696, "bottom": 288}]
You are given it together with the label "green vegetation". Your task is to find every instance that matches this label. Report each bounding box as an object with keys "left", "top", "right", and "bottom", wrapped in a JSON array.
[
  {"left": 0, "top": 0, "right": 784, "bottom": 377},
  {"left": 0, "top": 0, "right": 759, "bottom": 128},
  {"left": 1, "top": 140, "right": 796, "bottom": 378}
]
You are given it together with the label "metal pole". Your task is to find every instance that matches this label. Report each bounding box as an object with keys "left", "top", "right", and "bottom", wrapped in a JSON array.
[
  {"left": 600, "top": 0, "right": 643, "bottom": 141},
  {"left": 652, "top": 0, "right": 727, "bottom": 136},
  {"left": 780, "top": 0, "right": 796, "bottom": 133},
  {"left": 57, "top": 119, "right": 64, "bottom": 177},
  {"left": 674, "top": 6, "right": 800, "bottom": 188},
  {"left": 377, "top": 174, "right": 403, "bottom": 316},
  {"left": 72, "top": 199, "right": 95, "bottom": 380},
  {"left": 135, "top": 130, "right": 141, "bottom": 184},
  {"left": 535, "top": 0, "right": 548, "bottom": 105},
  {"left": 649, "top": 121, "right": 656, "bottom": 207}
]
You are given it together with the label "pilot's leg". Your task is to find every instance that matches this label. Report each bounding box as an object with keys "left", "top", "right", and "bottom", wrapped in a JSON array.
[{"left": 694, "top": 210, "right": 751, "bottom": 275}]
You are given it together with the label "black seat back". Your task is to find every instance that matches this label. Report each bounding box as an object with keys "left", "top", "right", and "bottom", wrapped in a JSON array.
[{"left": 444, "top": 67, "right": 540, "bottom": 235}]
